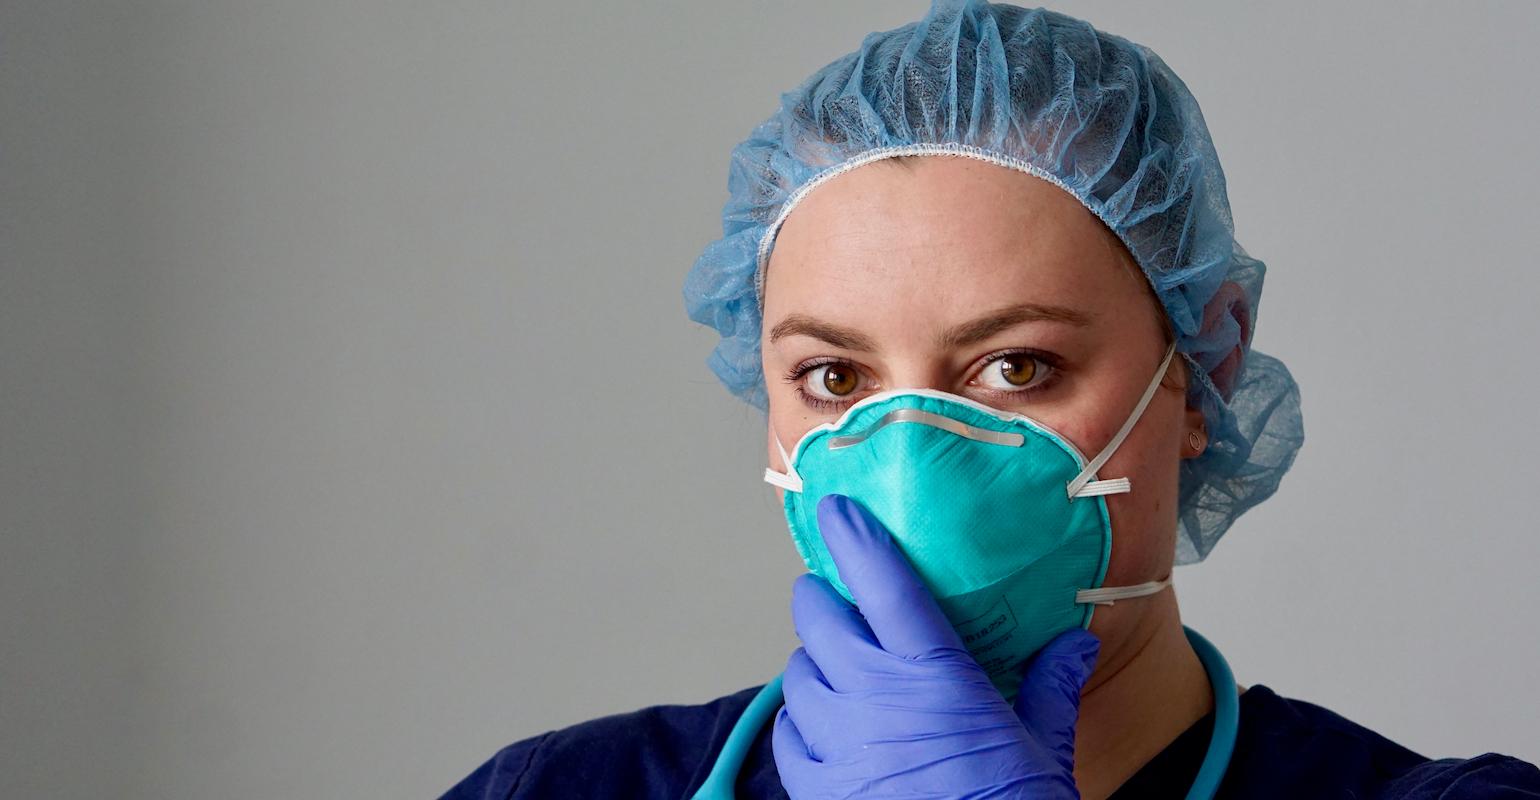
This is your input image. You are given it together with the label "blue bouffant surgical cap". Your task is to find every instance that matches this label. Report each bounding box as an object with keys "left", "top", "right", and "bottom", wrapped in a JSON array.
[{"left": 682, "top": 0, "right": 1304, "bottom": 563}]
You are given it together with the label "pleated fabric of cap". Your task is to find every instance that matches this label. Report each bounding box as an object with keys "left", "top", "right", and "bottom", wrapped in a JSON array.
[{"left": 682, "top": 0, "right": 1304, "bottom": 563}]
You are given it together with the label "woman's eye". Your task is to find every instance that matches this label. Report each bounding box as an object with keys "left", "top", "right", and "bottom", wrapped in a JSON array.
[
  {"left": 977, "top": 353, "right": 1052, "bottom": 392},
  {"left": 805, "top": 363, "right": 861, "bottom": 400}
]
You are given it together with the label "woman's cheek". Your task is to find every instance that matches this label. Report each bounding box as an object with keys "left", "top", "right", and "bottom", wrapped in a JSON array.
[{"left": 1102, "top": 424, "right": 1184, "bottom": 582}]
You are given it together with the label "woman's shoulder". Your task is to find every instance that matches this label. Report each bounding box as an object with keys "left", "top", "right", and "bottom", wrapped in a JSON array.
[
  {"left": 437, "top": 684, "right": 765, "bottom": 800},
  {"left": 1228, "top": 684, "right": 1540, "bottom": 798}
]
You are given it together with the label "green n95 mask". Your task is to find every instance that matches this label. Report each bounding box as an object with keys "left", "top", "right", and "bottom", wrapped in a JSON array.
[{"left": 763, "top": 343, "right": 1178, "bottom": 699}]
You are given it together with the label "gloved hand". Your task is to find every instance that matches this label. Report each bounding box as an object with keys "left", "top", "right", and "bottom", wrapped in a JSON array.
[{"left": 772, "top": 493, "right": 1100, "bottom": 799}]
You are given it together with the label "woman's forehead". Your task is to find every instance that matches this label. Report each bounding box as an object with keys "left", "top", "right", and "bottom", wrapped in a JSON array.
[{"left": 762, "top": 157, "right": 1146, "bottom": 325}]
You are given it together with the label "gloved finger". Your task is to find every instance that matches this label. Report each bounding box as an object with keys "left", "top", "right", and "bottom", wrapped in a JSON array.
[
  {"left": 815, "top": 493, "right": 966, "bottom": 660},
  {"left": 1013, "top": 627, "right": 1099, "bottom": 763},
  {"left": 772, "top": 703, "right": 820, "bottom": 772},
  {"left": 789, "top": 572, "right": 885, "bottom": 692},
  {"left": 779, "top": 646, "right": 841, "bottom": 761}
]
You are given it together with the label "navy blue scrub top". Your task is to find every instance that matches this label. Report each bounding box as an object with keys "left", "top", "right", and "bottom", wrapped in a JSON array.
[{"left": 440, "top": 683, "right": 1540, "bottom": 799}]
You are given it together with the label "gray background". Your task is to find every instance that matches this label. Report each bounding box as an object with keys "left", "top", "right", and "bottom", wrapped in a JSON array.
[{"left": 3, "top": 1, "right": 1537, "bottom": 797}]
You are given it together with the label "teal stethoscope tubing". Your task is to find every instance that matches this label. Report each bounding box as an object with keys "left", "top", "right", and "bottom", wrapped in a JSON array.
[
  {"left": 689, "top": 672, "right": 786, "bottom": 799},
  {"left": 690, "top": 625, "right": 1238, "bottom": 800},
  {"left": 1184, "top": 626, "right": 1239, "bottom": 800}
]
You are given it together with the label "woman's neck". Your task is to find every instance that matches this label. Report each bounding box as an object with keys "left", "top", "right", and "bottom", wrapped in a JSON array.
[{"left": 1070, "top": 597, "right": 1216, "bottom": 800}]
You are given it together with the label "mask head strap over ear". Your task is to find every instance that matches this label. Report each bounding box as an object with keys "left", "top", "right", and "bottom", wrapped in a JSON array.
[
  {"left": 764, "top": 434, "right": 802, "bottom": 493},
  {"left": 1066, "top": 342, "right": 1178, "bottom": 499}
]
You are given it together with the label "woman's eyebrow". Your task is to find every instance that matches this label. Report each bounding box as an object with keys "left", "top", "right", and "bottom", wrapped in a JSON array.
[
  {"left": 936, "top": 302, "right": 1090, "bottom": 348},
  {"left": 769, "top": 302, "right": 1089, "bottom": 352},
  {"left": 769, "top": 315, "right": 879, "bottom": 351}
]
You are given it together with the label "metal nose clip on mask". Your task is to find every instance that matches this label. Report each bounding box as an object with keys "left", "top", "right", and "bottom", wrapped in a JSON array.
[{"left": 764, "top": 343, "right": 1178, "bottom": 699}]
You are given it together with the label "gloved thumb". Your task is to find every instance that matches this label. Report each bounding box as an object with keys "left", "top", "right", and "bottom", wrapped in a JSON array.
[{"left": 1012, "top": 628, "right": 1100, "bottom": 766}]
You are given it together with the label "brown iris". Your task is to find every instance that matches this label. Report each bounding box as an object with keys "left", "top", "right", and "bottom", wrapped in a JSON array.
[
  {"left": 997, "top": 355, "right": 1037, "bottom": 386},
  {"left": 822, "top": 364, "right": 859, "bottom": 396}
]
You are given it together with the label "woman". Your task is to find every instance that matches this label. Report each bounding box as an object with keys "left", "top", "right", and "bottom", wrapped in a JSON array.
[{"left": 443, "top": 2, "right": 1540, "bottom": 797}]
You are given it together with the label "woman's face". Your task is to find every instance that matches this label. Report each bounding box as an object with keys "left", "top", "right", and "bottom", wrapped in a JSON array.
[{"left": 760, "top": 156, "right": 1204, "bottom": 653}]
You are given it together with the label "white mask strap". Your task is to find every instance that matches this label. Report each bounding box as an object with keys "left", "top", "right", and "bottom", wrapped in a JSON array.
[
  {"left": 763, "top": 433, "right": 803, "bottom": 493},
  {"left": 1066, "top": 342, "right": 1178, "bottom": 499},
  {"left": 1075, "top": 575, "right": 1173, "bottom": 607}
]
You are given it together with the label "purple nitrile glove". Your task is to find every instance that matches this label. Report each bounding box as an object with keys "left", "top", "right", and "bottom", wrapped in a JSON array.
[{"left": 772, "top": 493, "right": 1100, "bottom": 799}]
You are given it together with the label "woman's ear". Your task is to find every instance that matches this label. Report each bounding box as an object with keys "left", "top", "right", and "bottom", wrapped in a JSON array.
[
  {"left": 1180, "top": 404, "right": 1208, "bottom": 460},
  {"left": 1200, "top": 280, "right": 1251, "bottom": 400}
]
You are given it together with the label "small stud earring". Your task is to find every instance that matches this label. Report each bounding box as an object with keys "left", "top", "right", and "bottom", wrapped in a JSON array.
[{"left": 1188, "top": 431, "right": 1206, "bottom": 453}]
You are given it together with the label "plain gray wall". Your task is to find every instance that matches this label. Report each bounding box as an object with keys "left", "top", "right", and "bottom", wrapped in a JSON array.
[{"left": 3, "top": 1, "right": 1537, "bottom": 797}]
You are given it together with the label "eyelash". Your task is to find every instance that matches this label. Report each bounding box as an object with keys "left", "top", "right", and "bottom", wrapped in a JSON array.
[{"left": 781, "top": 348, "right": 1063, "bottom": 411}]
